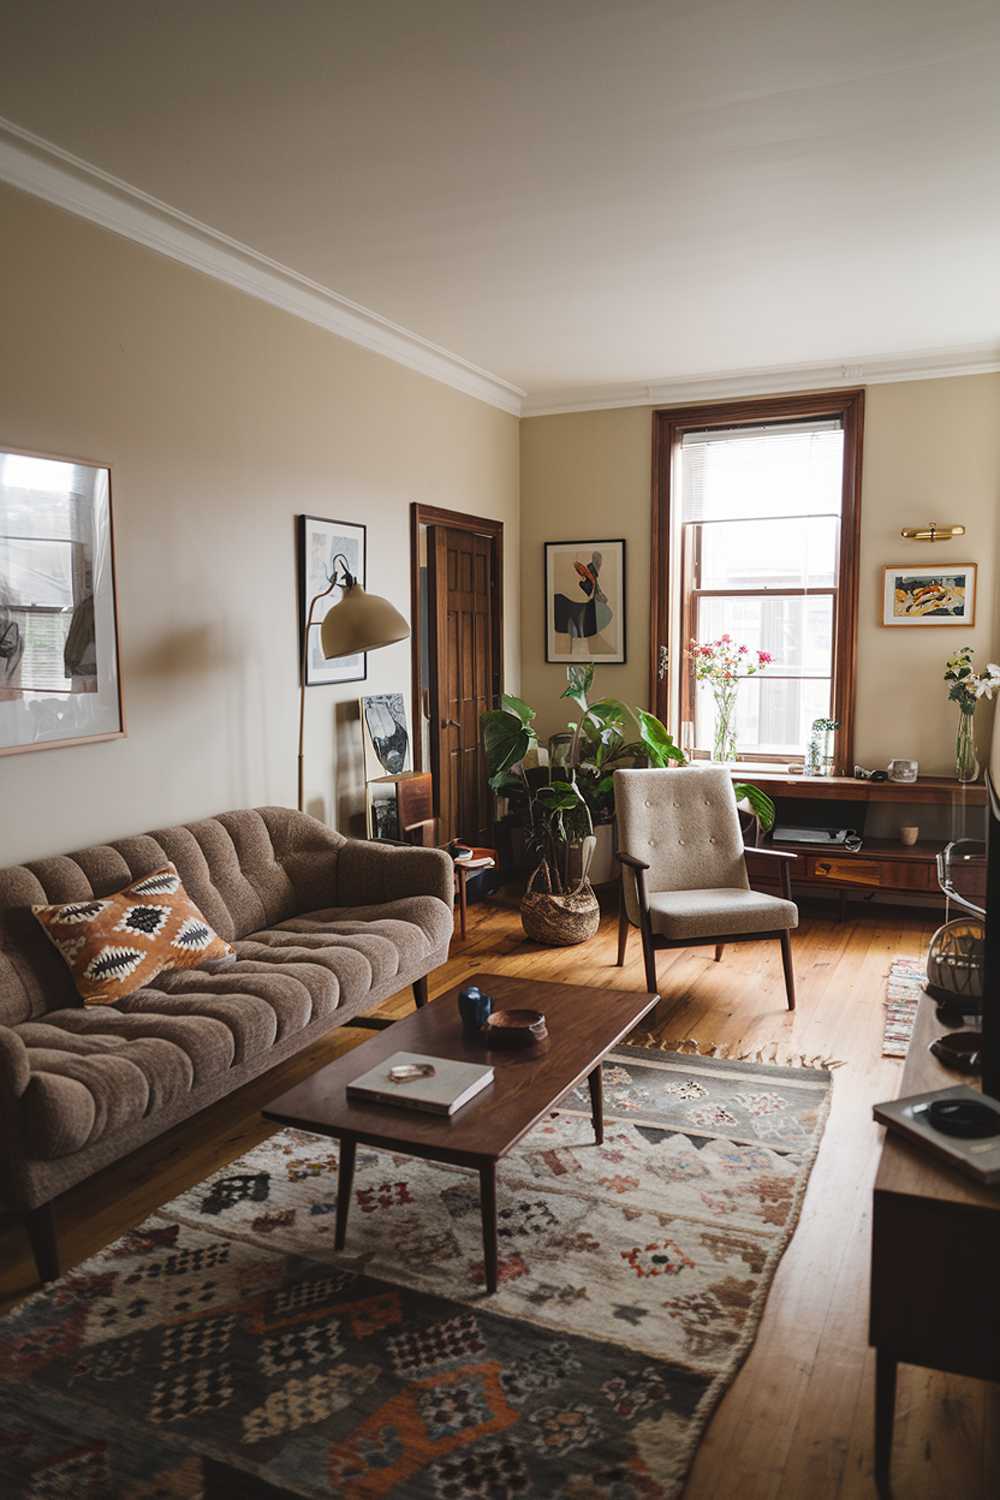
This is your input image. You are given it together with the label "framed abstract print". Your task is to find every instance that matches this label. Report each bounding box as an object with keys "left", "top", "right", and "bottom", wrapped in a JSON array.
[
  {"left": 545, "top": 538, "right": 626, "bottom": 664},
  {"left": 0, "top": 446, "right": 125, "bottom": 756},
  {"left": 881, "top": 564, "right": 977, "bottom": 626},
  {"left": 299, "top": 514, "right": 367, "bottom": 684}
]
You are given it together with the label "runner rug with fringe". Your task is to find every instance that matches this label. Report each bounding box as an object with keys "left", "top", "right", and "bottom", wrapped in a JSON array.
[{"left": 0, "top": 1045, "right": 832, "bottom": 1499}]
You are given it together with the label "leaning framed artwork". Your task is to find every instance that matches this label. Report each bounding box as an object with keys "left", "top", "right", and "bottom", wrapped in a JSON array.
[
  {"left": 881, "top": 564, "right": 977, "bottom": 627},
  {"left": 545, "top": 539, "right": 626, "bottom": 664},
  {"left": 0, "top": 446, "right": 125, "bottom": 757},
  {"left": 299, "top": 514, "right": 367, "bottom": 684}
]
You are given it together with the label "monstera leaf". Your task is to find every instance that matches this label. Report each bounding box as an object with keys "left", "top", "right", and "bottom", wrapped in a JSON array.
[
  {"left": 733, "top": 781, "right": 776, "bottom": 832},
  {"left": 501, "top": 693, "right": 536, "bottom": 726},
  {"left": 634, "top": 709, "right": 686, "bottom": 768},
  {"left": 481, "top": 708, "right": 535, "bottom": 780}
]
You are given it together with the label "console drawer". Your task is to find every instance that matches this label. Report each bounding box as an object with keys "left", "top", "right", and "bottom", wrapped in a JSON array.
[{"left": 809, "top": 856, "right": 883, "bottom": 887}]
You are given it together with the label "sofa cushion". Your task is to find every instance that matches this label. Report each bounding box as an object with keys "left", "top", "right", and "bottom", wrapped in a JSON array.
[
  {"left": 240, "top": 895, "right": 451, "bottom": 1009},
  {"left": 646, "top": 887, "right": 799, "bottom": 940},
  {"left": 15, "top": 1006, "right": 235, "bottom": 1160},
  {"left": 31, "top": 864, "right": 234, "bottom": 1006}
]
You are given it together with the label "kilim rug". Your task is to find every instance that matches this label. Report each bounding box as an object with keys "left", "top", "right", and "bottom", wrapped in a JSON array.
[
  {"left": 883, "top": 956, "right": 926, "bottom": 1057},
  {"left": 0, "top": 1045, "right": 832, "bottom": 1499}
]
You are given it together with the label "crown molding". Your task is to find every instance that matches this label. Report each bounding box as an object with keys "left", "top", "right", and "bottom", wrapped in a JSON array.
[
  {"left": 0, "top": 116, "right": 525, "bottom": 417},
  {"left": 522, "top": 343, "right": 1000, "bottom": 417}
]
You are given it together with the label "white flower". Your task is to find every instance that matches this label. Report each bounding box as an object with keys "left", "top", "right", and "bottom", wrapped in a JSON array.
[{"left": 974, "top": 678, "right": 995, "bottom": 699}]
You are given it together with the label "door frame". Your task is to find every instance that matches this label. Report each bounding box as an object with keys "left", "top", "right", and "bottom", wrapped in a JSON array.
[{"left": 409, "top": 504, "right": 504, "bottom": 797}]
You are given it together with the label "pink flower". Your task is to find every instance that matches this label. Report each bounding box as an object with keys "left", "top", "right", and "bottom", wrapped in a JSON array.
[
  {"left": 758, "top": 650, "right": 772, "bottom": 665},
  {"left": 738, "top": 644, "right": 748, "bottom": 654}
]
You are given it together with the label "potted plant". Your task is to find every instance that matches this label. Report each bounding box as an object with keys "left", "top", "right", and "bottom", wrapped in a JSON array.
[{"left": 481, "top": 665, "right": 775, "bottom": 944}]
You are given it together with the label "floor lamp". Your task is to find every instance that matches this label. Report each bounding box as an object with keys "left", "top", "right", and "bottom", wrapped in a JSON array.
[{"left": 298, "top": 552, "right": 409, "bottom": 812}]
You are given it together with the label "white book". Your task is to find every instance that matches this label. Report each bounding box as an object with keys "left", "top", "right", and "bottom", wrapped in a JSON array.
[{"left": 347, "top": 1051, "right": 494, "bottom": 1117}]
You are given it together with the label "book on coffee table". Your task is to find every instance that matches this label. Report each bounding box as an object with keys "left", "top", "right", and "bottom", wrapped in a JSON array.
[{"left": 346, "top": 1051, "right": 494, "bottom": 1117}]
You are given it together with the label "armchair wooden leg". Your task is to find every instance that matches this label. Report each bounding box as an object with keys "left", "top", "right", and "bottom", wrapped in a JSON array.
[
  {"left": 779, "top": 931, "right": 796, "bottom": 1011},
  {"left": 616, "top": 890, "right": 629, "bottom": 966},
  {"left": 412, "top": 975, "right": 428, "bottom": 1009},
  {"left": 25, "top": 1201, "right": 60, "bottom": 1284},
  {"left": 714, "top": 944, "right": 725, "bottom": 962},
  {"left": 640, "top": 928, "right": 658, "bottom": 996}
]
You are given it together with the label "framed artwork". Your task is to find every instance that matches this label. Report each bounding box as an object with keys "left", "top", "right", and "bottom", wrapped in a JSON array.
[
  {"left": 881, "top": 564, "right": 977, "bottom": 626},
  {"left": 299, "top": 514, "right": 367, "bottom": 684},
  {"left": 366, "top": 778, "right": 401, "bottom": 840},
  {"left": 0, "top": 446, "right": 125, "bottom": 757},
  {"left": 360, "top": 691, "right": 412, "bottom": 779},
  {"left": 545, "top": 539, "right": 626, "bottom": 664}
]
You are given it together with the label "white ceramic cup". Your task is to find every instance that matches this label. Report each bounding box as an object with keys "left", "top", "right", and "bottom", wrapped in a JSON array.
[{"left": 899, "top": 825, "right": 919, "bottom": 846}]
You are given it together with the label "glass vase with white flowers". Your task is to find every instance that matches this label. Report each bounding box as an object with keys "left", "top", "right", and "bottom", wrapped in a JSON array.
[
  {"left": 944, "top": 647, "right": 1000, "bottom": 784},
  {"left": 689, "top": 635, "right": 772, "bottom": 764}
]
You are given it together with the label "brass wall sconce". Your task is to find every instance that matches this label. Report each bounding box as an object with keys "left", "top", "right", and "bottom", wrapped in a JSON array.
[{"left": 899, "top": 523, "right": 966, "bottom": 543}]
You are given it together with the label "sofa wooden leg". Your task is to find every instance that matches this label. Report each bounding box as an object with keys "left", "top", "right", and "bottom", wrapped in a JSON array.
[
  {"left": 25, "top": 1202, "right": 60, "bottom": 1284},
  {"left": 780, "top": 931, "right": 796, "bottom": 1011},
  {"left": 413, "top": 975, "right": 428, "bottom": 1009},
  {"left": 714, "top": 944, "right": 725, "bottom": 962}
]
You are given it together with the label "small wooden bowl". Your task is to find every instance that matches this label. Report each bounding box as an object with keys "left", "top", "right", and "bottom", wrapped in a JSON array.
[{"left": 482, "top": 1008, "right": 547, "bottom": 1047}]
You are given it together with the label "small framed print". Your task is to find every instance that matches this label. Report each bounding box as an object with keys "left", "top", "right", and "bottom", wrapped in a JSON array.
[
  {"left": 545, "top": 538, "right": 626, "bottom": 664},
  {"left": 881, "top": 564, "right": 977, "bottom": 627},
  {"left": 299, "top": 514, "right": 367, "bottom": 684}
]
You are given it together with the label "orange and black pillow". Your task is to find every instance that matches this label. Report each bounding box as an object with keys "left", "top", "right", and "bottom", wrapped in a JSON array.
[{"left": 32, "top": 863, "right": 234, "bottom": 1006}]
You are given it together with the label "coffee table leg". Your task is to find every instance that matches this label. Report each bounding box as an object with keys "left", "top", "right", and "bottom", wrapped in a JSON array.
[
  {"left": 479, "top": 1163, "right": 498, "bottom": 1293},
  {"left": 588, "top": 1064, "right": 604, "bottom": 1145},
  {"left": 335, "top": 1137, "right": 356, "bottom": 1251}
]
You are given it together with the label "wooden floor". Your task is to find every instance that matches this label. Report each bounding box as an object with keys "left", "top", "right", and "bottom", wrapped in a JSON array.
[{"left": 2, "top": 895, "right": 998, "bottom": 1498}]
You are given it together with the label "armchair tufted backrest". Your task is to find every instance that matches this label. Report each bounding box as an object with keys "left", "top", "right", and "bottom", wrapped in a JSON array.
[
  {"left": 614, "top": 766, "right": 749, "bottom": 923},
  {"left": 0, "top": 807, "right": 346, "bottom": 1028}
]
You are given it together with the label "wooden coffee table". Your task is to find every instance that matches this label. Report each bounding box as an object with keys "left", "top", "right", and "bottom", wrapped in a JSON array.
[{"left": 264, "top": 971, "right": 658, "bottom": 1292}]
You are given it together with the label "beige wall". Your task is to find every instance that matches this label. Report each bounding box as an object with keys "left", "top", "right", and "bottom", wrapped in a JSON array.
[
  {"left": 520, "top": 376, "right": 1000, "bottom": 771},
  {"left": 0, "top": 185, "right": 519, "bottom": 866}
]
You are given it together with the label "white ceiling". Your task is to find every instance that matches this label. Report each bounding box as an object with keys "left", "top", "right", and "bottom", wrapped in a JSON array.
[{"left": 2, "top": 0, "right": 999, "bottom": 411}]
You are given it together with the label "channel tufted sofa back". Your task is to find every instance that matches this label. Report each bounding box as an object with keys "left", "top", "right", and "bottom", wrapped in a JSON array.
[{"left": 0, "top": 807, "right": 347, "bottom": 1028}]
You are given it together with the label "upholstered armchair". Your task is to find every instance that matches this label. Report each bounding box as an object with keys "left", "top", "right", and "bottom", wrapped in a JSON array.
[{"left": 614, "top": 766, "right": 798, "bottom": 1007}]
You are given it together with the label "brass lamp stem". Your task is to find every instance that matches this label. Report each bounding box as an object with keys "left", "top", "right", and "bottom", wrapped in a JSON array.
[{"left": 297, "top": 553, "right": 354, "bottom": 813}]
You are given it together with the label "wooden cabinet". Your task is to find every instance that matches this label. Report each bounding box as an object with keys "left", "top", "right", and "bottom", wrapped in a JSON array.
[{"left": 734, "top": 771, "right": 986, "bottom": 911}]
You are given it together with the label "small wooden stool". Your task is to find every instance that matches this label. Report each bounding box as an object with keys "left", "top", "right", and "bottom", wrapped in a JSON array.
[{"left": 453, "top": 847, "right": 497, "bottom": 939}]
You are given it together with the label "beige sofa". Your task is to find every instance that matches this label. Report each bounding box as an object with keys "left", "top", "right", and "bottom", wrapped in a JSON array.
[{"left": 0, "top": 806, "right": 453, "bottom": 1282}]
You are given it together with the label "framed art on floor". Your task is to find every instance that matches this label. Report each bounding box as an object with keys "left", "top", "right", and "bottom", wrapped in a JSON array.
[
  {"left": 0, "top": 446, "right": 125, "bottom": 756},
  {"left": 545, "top": 538, "right": 626, "bottom": 663},
  {"left": 299, "top": 514, "right": 367, "bottom": 684}
]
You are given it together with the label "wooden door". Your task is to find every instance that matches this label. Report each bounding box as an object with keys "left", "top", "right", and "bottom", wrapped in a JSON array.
[{"left": 428, "top": 525, "right": 496, "bottom": 845}]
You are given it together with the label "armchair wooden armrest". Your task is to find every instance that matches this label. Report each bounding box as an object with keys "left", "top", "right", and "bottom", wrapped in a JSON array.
[
  {"left": 615, "top": 850, "right": 651, "bottom": 873},
  {"left": 744, "top": 844, "right": 798, "bottom": 900}
]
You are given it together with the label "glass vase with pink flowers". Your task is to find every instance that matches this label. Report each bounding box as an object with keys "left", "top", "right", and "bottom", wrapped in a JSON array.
[{"left": 689, "top": 635, "right": 772, "bottom": 764}]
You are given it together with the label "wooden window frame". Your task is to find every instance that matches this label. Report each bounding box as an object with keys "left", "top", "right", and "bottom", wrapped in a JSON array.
[{"left": 650, "top": 389, "right": 864, "bottom": 773}]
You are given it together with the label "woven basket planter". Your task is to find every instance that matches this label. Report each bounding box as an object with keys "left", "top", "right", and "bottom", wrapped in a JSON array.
[{"left": 521, "top": 860, "right": 601, "bottom": 946}]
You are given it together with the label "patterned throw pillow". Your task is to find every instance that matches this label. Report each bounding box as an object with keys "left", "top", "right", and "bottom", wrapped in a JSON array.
[{"left": 32, "top": 863, "right": 234, "bottom": 1006}]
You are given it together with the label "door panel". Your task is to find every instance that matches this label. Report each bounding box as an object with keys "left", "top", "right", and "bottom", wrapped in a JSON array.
[{"left": 428, "top": 525, "right": 496, "bottom": 845}]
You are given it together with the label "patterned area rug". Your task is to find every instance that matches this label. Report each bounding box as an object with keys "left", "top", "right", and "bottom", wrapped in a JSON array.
[
  {"left": 0, "top": 1046, "right": 832, "bottom": 1499},
  {"left": 884, "top": 956, "right": 926, "bottom": 1057}
]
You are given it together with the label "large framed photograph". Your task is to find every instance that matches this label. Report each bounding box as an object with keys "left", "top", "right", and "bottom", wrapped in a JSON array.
[
  {"left": 299, "top": 514, "right": 367, "bottom": 684},
  {"left": 882, "top": 564, "right": 977, "bottom": 627},
  {"left": 0, "top": 446, "right": 124, "bottom": 757},
  {"left": 545, "top": 539, "right": 626, "bottom": 663}
]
